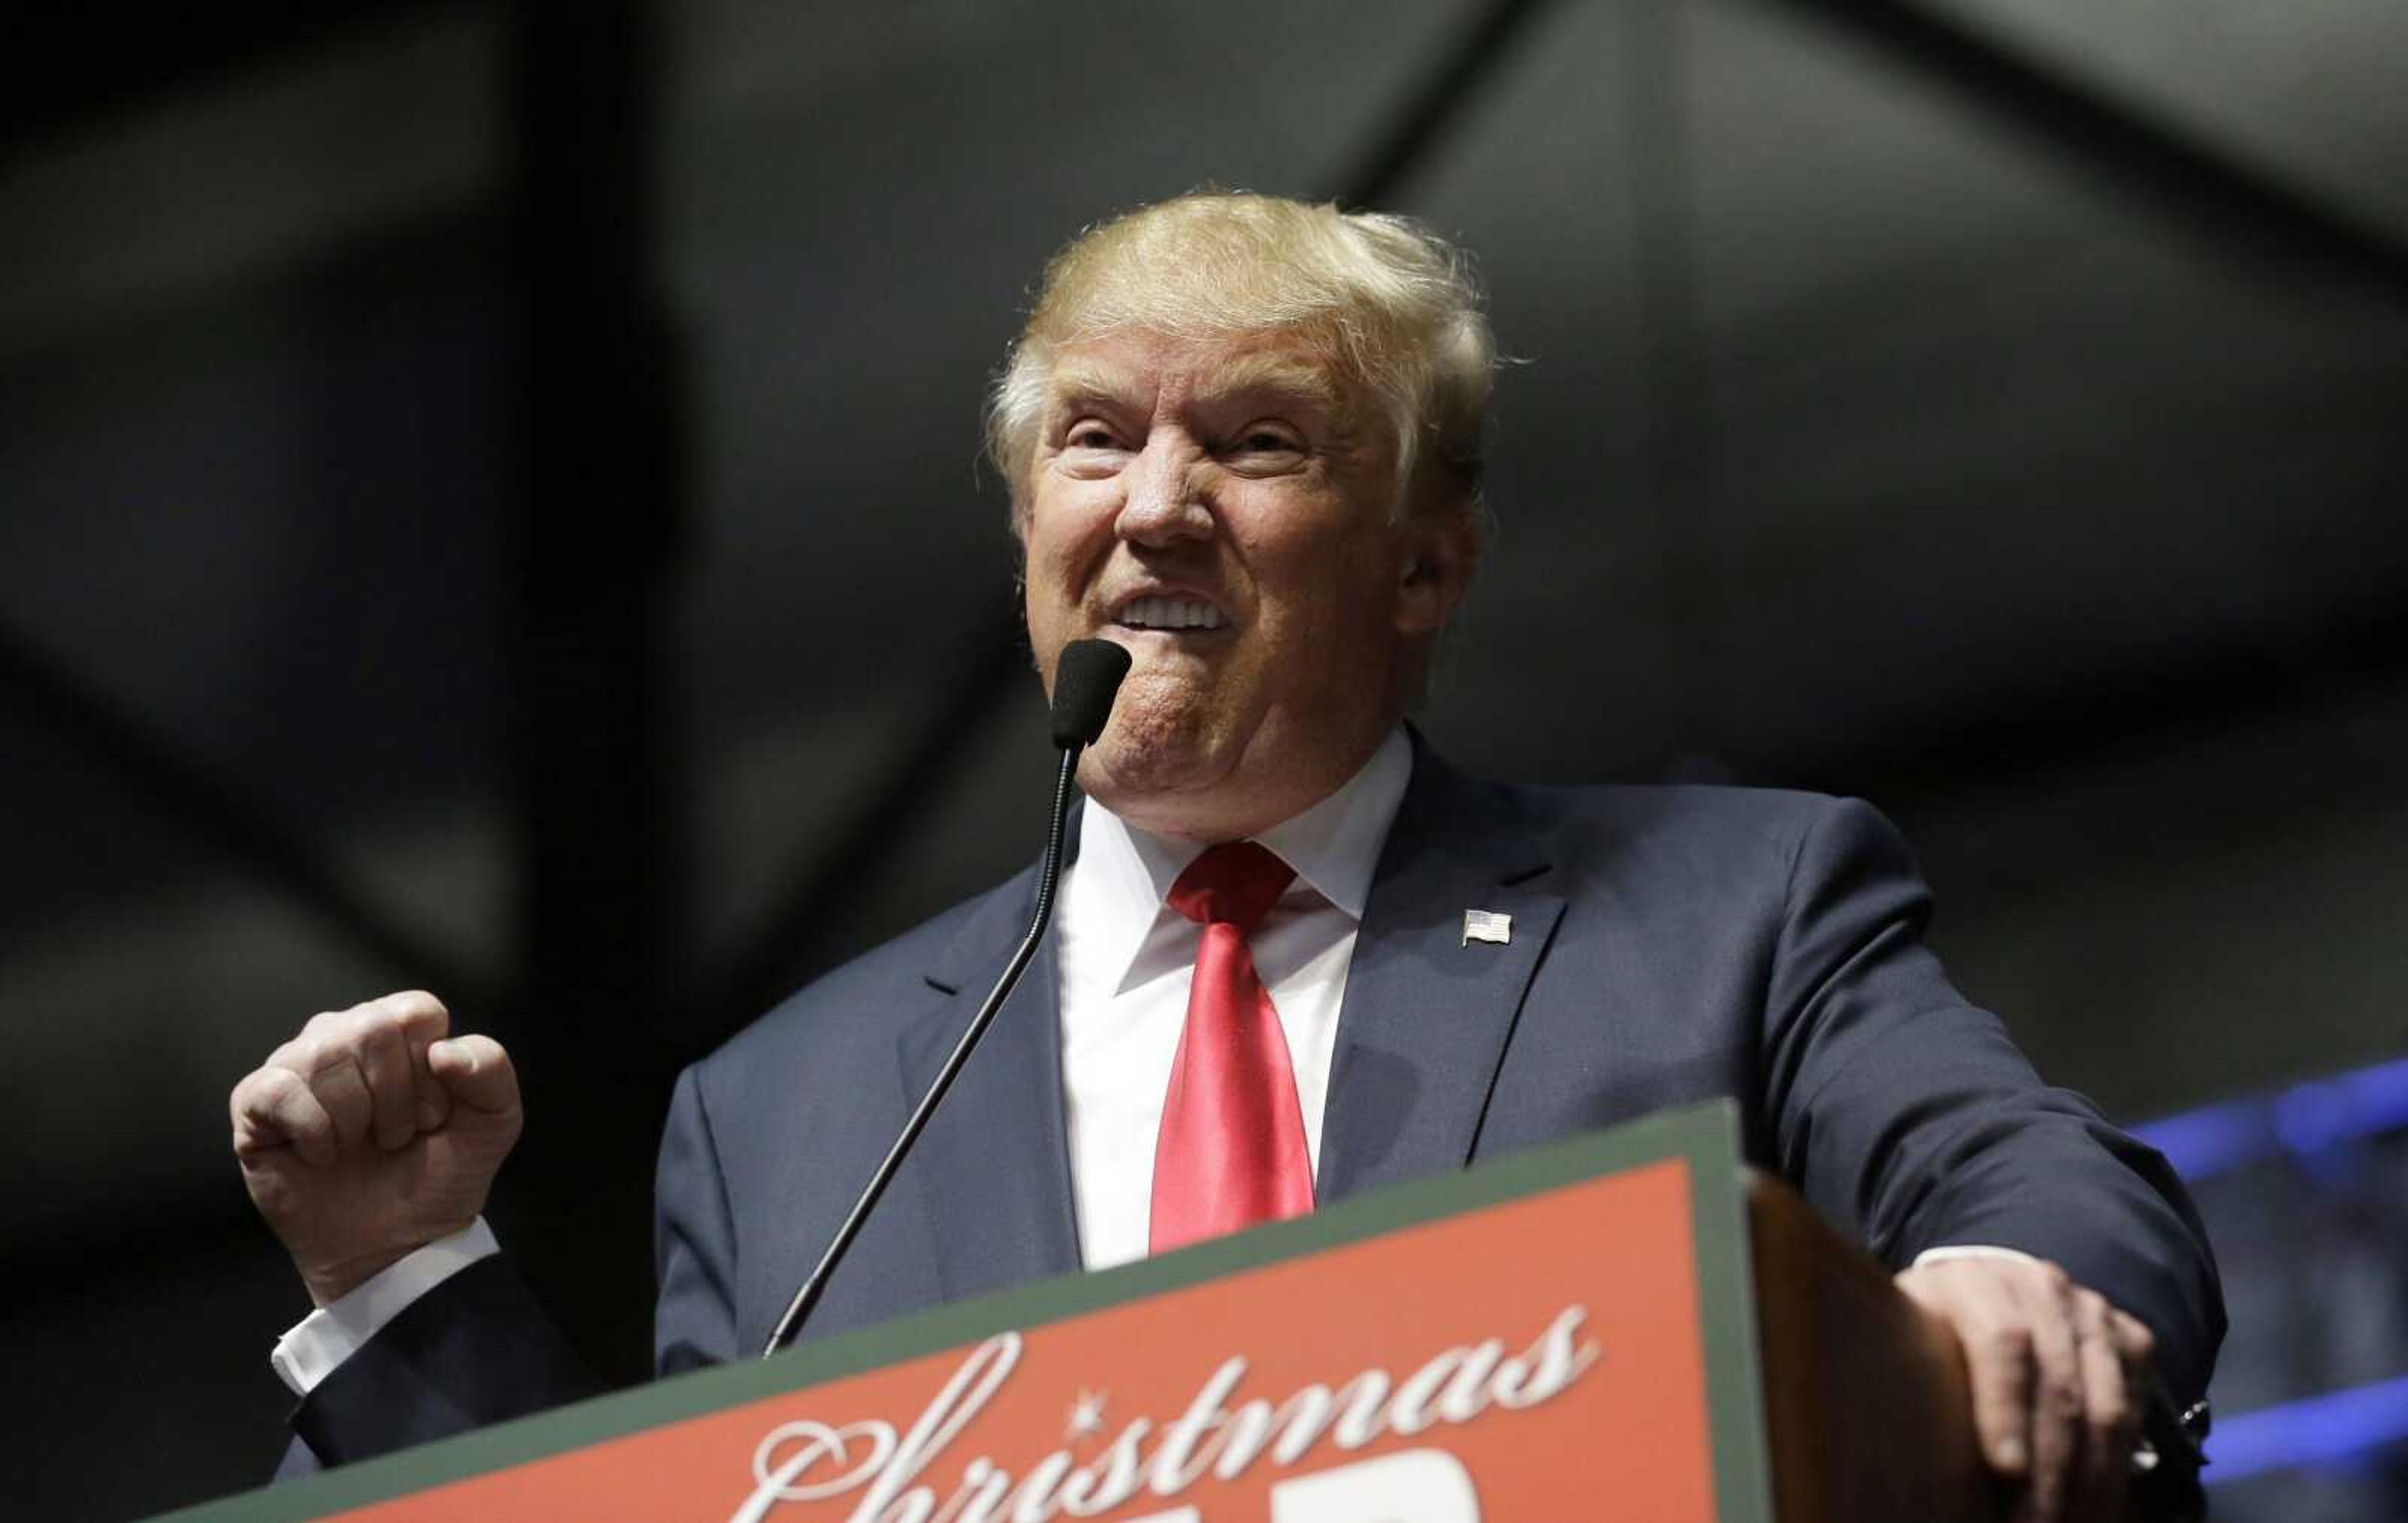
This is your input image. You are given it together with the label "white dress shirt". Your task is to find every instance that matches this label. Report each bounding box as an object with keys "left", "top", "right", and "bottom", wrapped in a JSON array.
[
  {"left": 1056, "top": 727, "right": 1414, "bottom": 1270},
  {"left": 271, "top": 725, "right": 2007, "bottom": 1393}
]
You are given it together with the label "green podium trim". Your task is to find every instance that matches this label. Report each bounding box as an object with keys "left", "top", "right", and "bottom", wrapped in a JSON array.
[{"left": 164, "top": 1099, "right": 1769, "bottom": 1522}]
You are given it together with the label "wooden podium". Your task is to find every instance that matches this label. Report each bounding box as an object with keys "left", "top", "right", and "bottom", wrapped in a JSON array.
[{"left": 166, "top": 1102, "right": 2010, "bottom": 1522}]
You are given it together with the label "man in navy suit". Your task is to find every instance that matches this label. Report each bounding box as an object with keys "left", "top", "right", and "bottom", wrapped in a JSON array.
[{"left": 233, "top": 192, "right": 2219, "bottom": 1521}]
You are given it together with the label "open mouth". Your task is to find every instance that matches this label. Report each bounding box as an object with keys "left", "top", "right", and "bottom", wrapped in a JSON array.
[{"left": 1111, "top": 594, "right": 1230, "bottom": 635}]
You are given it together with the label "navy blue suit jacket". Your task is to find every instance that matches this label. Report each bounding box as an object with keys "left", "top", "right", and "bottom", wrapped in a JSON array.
[{"left": 292, "top": 747, "right": 2223, "bottom": 1469}]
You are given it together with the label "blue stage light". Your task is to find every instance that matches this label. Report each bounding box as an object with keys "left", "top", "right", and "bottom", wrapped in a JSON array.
[
  {"left": 2205, "top": 1374, "right": 2408, "bottom": 1484},
  {"left": 2133, "top": 1055, "right": 2408, "bottom": 1182}
]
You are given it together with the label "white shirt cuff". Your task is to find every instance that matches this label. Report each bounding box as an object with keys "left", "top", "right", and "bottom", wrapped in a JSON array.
[
  {"left": 1910, "top": 1243, "right": 2042, "bottom": 1270},
  {"left": 269, "top": 1218, "right": 501, "bottom": 1396}
]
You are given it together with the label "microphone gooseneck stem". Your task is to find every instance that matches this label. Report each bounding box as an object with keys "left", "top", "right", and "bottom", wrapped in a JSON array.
[{"left": 761, "top": 744, "right": 1084, "bottom": 1358}]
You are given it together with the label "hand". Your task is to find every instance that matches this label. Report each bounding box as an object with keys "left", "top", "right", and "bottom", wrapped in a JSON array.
[
  {"left": 1895, "top": 1254, "right": 2156, "bottom": 1523},
  {"left": 230, "top": 991, "right": 522, "bottom": 1307}
]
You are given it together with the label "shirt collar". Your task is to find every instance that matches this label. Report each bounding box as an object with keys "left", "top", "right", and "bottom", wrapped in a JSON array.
[
  {"left": 1254, "top": 727, "right": 1413, "bottom": 920},
  {"left": 1066, "top": 727, "right": 1415, "bottom": 990}
]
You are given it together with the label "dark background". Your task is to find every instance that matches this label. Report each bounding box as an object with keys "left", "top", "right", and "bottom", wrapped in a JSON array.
[{"left": 3, "top": 2, "right": 2404, "bottom": 1517}]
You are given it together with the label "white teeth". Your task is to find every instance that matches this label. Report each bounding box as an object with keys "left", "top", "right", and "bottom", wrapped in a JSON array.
[{"left": 1121, "top": 596, "right": 1226, "bottom": 631}]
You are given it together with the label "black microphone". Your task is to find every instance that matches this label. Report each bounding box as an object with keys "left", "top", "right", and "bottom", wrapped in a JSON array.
[
  {"left": 763, "top": 638, "right": 1131, "bottom": 1357},
  {"left": 1050, "top": 637, "right": 1131, "bottom": 748}
]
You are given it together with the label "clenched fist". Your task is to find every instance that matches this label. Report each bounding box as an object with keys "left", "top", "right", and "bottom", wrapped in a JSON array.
[{"left": 230, "top": 991, "right": 522, "bottom": 1307}]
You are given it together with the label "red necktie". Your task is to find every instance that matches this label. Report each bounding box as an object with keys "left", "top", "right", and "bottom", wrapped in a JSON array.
[{"left": 1150, "top": 841, "right": 1316, "bottom": 1254}]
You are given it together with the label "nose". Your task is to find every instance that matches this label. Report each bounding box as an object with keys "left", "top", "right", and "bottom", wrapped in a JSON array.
[{"left": 1114, "top": 435, "right": 1213, "bottom": 549}]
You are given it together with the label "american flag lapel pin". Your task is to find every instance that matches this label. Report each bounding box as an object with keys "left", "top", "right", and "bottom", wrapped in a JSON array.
[{"left": 1462, "top": 909, "right": 1512, "bottom": 946}]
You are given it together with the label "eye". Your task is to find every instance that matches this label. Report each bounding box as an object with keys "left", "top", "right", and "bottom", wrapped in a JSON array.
[
  {"left": 1064, "top": 421, "right": 1121, "bottom": 450},
  {"left": 1225, "top": 423, "right": 1306, "bottom": 464}
]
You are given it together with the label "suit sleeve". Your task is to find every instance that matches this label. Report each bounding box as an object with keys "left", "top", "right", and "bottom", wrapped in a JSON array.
[
  {"left": 1758, "top": 796, "right": 2226, "bottom": 1405},
  {"left": 655, "top": 1060, "right": 744, "bottom": 1372},
  {"left": 285, "top": 1255, "right": 599, "bottom": 1467}
]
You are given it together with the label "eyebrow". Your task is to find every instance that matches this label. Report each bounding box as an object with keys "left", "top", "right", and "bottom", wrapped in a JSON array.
[
  {"left": 1045, "top": 353, "right": 1349, "bottom": 421},
  {"left": 1044, "top": 362, "right": 1134, "bottom": 421},
  {"left": 1194, "top": 353, "right": 1346, "bottom": 414}
]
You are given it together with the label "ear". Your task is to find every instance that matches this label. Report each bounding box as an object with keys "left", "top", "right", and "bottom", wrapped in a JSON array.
[{"left": 1393, "top": 504, "right": 1480, "bottom": 636}]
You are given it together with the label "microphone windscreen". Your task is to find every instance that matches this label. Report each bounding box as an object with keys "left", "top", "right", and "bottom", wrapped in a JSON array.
[{"left": 1050, "top": 639, "right": 1132, "bottom": 748}]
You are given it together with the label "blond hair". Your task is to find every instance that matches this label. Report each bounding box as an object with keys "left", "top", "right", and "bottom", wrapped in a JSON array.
[{"left": 985, "top": 192, "right": 1494, "bottom": 524}]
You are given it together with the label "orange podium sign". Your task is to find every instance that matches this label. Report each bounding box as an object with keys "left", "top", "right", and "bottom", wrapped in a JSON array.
[{"left": 170, "top": 1104, "right": 1778, "bottom": 1522}]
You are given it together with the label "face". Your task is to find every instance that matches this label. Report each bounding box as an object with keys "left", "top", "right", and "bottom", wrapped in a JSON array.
[{"left": 1020, "top": 328, "right": 1471, "bottom": 841}]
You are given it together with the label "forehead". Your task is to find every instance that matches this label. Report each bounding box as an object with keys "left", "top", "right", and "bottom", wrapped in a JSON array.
[{"left": 1044, "top": 330, "right": 1353, "bottom": 416}]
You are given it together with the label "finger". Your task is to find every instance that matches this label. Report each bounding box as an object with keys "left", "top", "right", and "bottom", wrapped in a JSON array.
[
  {"left": 372, "top": 990, "right": 452, "bottom": 1067},
  {"left": 273, "top": 1014, "right": 372, "bottom": 1153},
  {"left": 369, "top": 989, "right": 452, "bottom": 1045},
  {"left": 2021, "top": 1272, "right": 2086, "bottom": 1523},
  {"left": 350, "top": 1009, "right": 420, "bottom": 1151},
  {"left": 2067, "top": 1292, "right": 2134, "bottom": 1523},
  {"left": 1962, "top": 1312, "right": 2036, "bottom": 1483},
  {"left": 363, "top": 989, "right": 453, "bottom": 1133},
  {"left": 2110, "top": 1308, "right": 2157, "bottom": 1369},
  {"left": 231, "top": 1066, "right": 339, "bottom": 1168},
  {"left": 429, "top": 1035, "right": 519, "bottom": 1117},
  {"left": 409, "top": 1027, "right": 452, "bottom": 1133},
  {"left": 300, "top": 1039, "right": 376, "bottom": 1152}
]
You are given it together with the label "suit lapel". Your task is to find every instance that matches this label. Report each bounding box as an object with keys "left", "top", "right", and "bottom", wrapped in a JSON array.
[
  {"left": 895, "top": 863, "right": 1084, "bottom": 1299},
  {"left": 1317, "top": 744, "right": 1565, "bottom": 1202},
  {"left": 883, "top": 751, "right": 1558, "bottom": 1281}
]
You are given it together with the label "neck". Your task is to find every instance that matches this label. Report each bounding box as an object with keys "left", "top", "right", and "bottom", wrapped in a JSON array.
[{"left": 1088, "top": 727, "right": 1399, "bottom": 845}]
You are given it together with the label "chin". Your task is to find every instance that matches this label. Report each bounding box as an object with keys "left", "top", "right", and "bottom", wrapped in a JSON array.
[
  {"left": 1084, "top": 725, "right": 1209, "bottom": 800},
  {"left": 1079, "top": 675, "right": 1235, "bottom": 809}
]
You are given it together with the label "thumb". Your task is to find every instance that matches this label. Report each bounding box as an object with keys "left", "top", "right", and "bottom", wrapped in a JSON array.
[{"left": 428, "top": 1035, "right": 521, "bottom": 1118}]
